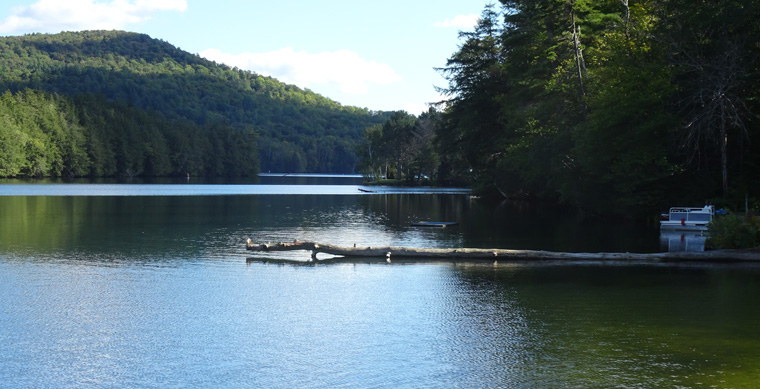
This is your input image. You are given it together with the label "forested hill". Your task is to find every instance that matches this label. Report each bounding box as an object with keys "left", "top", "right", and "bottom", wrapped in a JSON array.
[{"left": 0, "top": 30, "right": 390, "bottom": 177}]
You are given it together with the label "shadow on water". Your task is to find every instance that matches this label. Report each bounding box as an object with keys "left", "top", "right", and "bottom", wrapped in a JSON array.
[
  {"left": 460, "top": 199, "right": 663, "bottom": 252},
  {"left": 0, "top": 193, "right": 666, "bottom": 265}
]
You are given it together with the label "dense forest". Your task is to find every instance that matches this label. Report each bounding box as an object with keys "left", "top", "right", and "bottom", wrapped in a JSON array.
[
  {"left": 0, "top": 30, "right": 390, "bottom": 177},
  {"left": 3, "top": 2, "right": 759, "bottom": 215},
  {"left": 360, "top": 0, "right": 760, "bottom": 215}
]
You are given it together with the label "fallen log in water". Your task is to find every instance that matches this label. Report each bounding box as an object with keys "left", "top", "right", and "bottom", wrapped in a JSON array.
[{"left": 245, "top": 239, "right": 760, "bottom": 263}]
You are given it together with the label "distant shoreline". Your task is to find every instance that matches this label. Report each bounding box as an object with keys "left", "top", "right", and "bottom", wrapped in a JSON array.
[{"left": 259, "top": 173, "right": 363, "bottom": 178}]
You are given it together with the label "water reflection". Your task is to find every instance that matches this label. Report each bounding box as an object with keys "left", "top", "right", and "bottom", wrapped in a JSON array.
[
  {"left": 4, "top": 179, "right": 760, "bottom": 388},
  {"left": 452, "top": 264, "right": 760, "bottom": 387},
  {"left": 431, "top": 263, "right": 534, "bottom": 386},
  {"left": 660, "top": 230, "right": 707, "bottom": 252},
  {"left": 0, "top": 174, "right": 362, "bottom": 186},
  {"left": 4, "top": 257, "right": 758, "bottom": 388},
  {"left": 0, "top": 194, "right": 664, "bottom": 263}
]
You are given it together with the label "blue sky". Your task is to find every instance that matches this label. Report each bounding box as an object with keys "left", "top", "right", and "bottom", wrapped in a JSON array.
[{"left": 0, "top": 0, "right": 488, "bottom": 114}]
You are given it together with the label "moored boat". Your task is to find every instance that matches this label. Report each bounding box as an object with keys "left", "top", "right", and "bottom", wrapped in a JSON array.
[{"left": 660, "top": 206, "right": 714, "bottom": 231}]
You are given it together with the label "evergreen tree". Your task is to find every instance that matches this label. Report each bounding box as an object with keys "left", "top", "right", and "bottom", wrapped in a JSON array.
[{"left": 438, "top": 0, "right": 760, "bottom": 213}]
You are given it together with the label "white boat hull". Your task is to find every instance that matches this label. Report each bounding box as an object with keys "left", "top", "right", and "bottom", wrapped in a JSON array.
[
  {"left": 660, "top": 206, "right": 714, "bottom": 232},
  {"left": 659, "top": 221, "right": 709, "bottom": 231}
]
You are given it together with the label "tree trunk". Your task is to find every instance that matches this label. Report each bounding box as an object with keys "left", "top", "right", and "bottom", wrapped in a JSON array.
[
  {"left": 245, "top": 239, "right": 760, "bottom": 262},
  {"left": 571, "top": 10, "right": 588, "bottom": 116},
  {"left": 620, "top": 0, "right": 630, "bottom": 37},
  {"left": 720, "top": 100, "right": 728, "bottom": 198}
]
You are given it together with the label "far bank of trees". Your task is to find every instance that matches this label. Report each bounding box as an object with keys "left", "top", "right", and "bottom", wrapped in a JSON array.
[
  {"left": 0, "top": 89, "right": 258, "bottom": 177},
  {"left": 357, "top": 109, "right": 442, "bottom": 184},
  {"left": 360, "top": 0, "right": 760, "bottom": 215},
  {"left": 0, "top": 30, "right": 389, "bottom": 178}
]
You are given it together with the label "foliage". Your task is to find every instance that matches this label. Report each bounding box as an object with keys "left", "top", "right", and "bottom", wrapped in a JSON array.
[
  {"left": 0, "top": 30, "right": 390, "bottom": 177},
  {"left": 357, "top": 109, "right": 442, "bottom": 183},
  {"left": 0, "top": 89, "right": 89, "bottom": 177},
  {"left": 436, "top": 4, "right": 508, "bottom": 191},
  {"left": 707, "top": 214, "right": 760, "bottom": 250},
  {"left": 437, "top": 0, "right": 760, "bottom": 214},
  {"left": 0, "top": 89, "right": 258, "bottom": 177}
]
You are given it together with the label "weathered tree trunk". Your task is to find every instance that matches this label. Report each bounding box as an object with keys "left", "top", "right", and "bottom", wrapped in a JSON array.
[
  {"left": 620, "top": 0, "right": 630, "bottom": 37},
  {"left": 720, "top": 99, "right": 728, "bottom": 198},
  {"left": 571, "top": 9, "right": 588, "bottom": 117},
  {"left": 246, "top": 239, "right": 760, "bottom": 262}
]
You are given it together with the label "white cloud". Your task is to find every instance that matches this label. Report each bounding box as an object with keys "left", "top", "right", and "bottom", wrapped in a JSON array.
[
  {"left": 0, "top": 0, "right": 187, "bottom": 34},
  {"left": 403, "top": 92, "right": 448, "bottom": 116},
  {"left": 402, "top": 102, "right": 430, "bottom": 116},
  {"left": 201, "top": 47, "right": 401, "bottom": 95},
  {"left": 433, "top": 14, "right": 479, "bottom": 29}
]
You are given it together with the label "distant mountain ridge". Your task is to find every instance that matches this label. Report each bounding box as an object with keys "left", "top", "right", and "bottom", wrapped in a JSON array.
[{"left": 0, "top": 30, "right": 390, "bottom": 176}]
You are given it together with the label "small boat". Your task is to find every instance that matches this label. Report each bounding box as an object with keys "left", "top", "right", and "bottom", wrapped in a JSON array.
[
  {"left": 660, "top": 206, "right": 714, "bottom": 231},
  {"left": 410, "top": 221, "right": 459, "bottom": 228}
]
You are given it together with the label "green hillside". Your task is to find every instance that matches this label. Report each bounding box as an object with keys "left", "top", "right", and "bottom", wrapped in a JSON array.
[{"left": 0, "top": 30, "right": 390, "bottom": 177}]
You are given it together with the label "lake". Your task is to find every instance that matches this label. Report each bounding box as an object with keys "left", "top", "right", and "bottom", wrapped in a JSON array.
[{"left": 1, "top": 175, "right": 759, "bottom": 387}]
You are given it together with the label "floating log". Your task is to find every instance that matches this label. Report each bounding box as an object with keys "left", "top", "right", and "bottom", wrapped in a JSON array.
[{"left": 245, "top": 239, "right": 760, "bottom": 263}]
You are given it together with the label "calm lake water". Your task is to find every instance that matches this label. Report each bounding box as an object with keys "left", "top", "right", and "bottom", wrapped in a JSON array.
[{"left": 1, "top": 176, "right": 759, "bottom": 387}]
